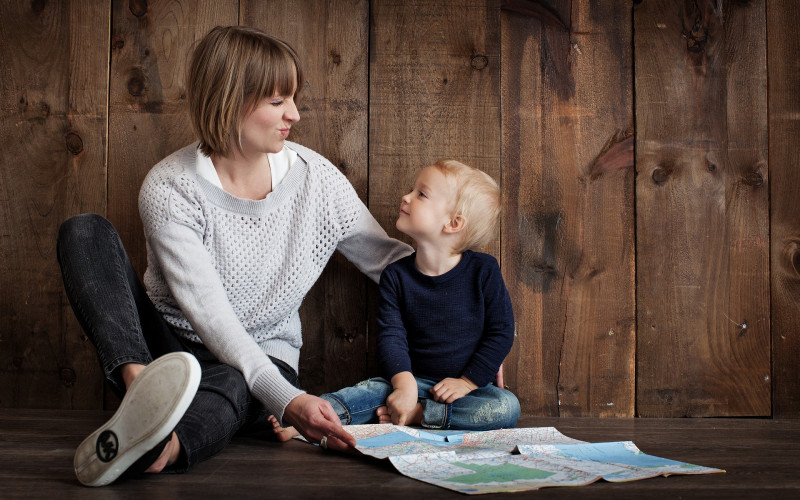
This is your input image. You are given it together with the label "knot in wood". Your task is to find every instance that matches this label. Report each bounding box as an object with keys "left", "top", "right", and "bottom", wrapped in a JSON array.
[
  {"left": 31, "top": 0, "right": 46, "bottom": 14},
  {"left": 651, "top": 167, "right": 670, "bottom": 184},
  {"left": 330, "top": 51, "right": 342, "bottom": 65},
  {"left": 783, "top": 238, "right": 800, "bottom": 277},
  {"left": 471, "top": 55, "right": 489, "bottom": 70},
  {"left": 60, "top": 367, "right": 77, "bottom": 387},
  {"left": 64, "top": 132, "right": 83, "bottom": 155},
  {"left": 127, "top": 68, "right": 146, "bottom": 97},
  {"left": 685, "top": 19, "right": 707, "bottom": 53},
  {"left": 129, "top": 0, "right": 148, "bottom": 17},
  {"left": 744, "top": 171, "right": 764, "bottom": 187}
]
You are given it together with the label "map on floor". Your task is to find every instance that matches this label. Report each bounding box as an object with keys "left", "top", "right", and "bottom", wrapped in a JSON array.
[{"left": 334, "top": 424, "right": 724, "bottom": 495}]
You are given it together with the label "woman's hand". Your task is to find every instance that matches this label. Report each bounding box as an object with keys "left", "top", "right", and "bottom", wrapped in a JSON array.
[
  {"left": 431, "top": 376, "right": 478, "bottom": 404},
  {"left": 282, "top": 394, "right": 356, "bottom": 452}
]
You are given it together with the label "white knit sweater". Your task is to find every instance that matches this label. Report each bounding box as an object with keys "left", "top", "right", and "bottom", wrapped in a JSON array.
[{"left": 138, "top": 141, "right": 412, "bottom": 422}]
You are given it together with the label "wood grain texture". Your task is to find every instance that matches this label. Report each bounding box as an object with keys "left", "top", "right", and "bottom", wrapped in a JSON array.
[
  {"left": 768, "top": 1, "right": 800, "bottom": 417},
  {"left": 4, "top": 409, "right": 800, "bottom": 498},
  {"left": 501, "top": 1, "right": 635, "bottom": 417},
  {"left": 242, "top": 0, "right": 371, "bottom": 394},
  {"left": 0, "top": 1, "right": 109, "bottom": 409},
  {"left": 634, "top": 0, "right": 770, "bottom": 416},
  {"left": 368, "top": 0, "right": 502, "bottom": 376}
]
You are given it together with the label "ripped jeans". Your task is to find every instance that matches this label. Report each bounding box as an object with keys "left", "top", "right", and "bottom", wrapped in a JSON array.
[{"left": 321, "top": 377, "right": 520, "bottom": 431}]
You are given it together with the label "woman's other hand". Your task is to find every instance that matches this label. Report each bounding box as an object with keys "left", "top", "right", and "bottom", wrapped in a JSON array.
[{"left": 282, "top": 393, "right": 356, "bottom": 452}]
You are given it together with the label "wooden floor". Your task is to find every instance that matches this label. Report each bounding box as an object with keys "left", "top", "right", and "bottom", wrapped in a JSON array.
[{"left": 1, "top": 409, "right": 798, "bottom": 499}]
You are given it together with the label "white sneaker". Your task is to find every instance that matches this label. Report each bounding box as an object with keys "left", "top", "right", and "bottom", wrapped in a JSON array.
[{"left": 74, "top": 352, "right": 201, "bottom": 487}]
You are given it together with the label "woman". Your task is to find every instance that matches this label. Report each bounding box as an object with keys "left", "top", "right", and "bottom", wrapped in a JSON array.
[{"left": 57, "top": 25, "right": 412, "bottom": 487}]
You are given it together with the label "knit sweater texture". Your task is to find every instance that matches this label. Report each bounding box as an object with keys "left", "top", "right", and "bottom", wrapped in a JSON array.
[
  {"left": 376, "top": 251, "right": 515, "bottom": 388},
  {"left": 139, "top": 141, "right": 412, "bottom": 422}
]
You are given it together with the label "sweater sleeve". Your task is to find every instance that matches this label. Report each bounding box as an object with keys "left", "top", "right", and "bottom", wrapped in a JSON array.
[
  {"left": 375, "top": 266, "right": 413, "bottom": 379},
  {"left": 460, "top": 259, "right": 516, "bottom": 387},
  {"left": 337, "top": 204, "right": 413, "bottom": 283}
]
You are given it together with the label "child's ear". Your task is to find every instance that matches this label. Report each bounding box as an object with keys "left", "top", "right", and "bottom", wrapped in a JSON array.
[{"left": 443, "top": 214, "right": 466, "bottom": 234}]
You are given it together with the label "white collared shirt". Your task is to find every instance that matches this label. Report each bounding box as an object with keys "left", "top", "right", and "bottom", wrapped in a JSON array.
[{"left": 195, "top": 146, "right": 298, "bottom": 192}]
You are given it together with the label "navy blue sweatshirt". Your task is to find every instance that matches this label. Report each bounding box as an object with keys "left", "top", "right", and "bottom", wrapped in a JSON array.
[{"left": 376, "top": 251, "right": 515, "bottom": 387}]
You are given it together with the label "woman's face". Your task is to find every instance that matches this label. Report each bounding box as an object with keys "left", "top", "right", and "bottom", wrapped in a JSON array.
[{"left": 239, "top": 92, "right": 300, "bottom": 155}]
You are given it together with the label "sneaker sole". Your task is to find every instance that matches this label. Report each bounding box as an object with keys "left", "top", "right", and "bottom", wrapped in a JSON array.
[{"left": 74, "top": 352, "right": 201, "bottom": 487}]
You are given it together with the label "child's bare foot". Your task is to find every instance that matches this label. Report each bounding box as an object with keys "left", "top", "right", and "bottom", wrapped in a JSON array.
[
  {"left": 268, "top": 415, "right": 299, "bottom": 442},
  {"left": 376, "top": 403, "right": 423, "bottom": 426}
]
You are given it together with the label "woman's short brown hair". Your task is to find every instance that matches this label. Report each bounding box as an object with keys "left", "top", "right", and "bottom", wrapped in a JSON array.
[{"left": 186, "top": 26, "right": 304, "bottom": 157}]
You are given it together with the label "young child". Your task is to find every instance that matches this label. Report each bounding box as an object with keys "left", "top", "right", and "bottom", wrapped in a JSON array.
[{"left": 273, "top": 159, "right": 518, "bottom": 439}]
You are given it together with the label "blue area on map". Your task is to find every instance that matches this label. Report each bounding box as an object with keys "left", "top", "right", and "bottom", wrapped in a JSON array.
[
  {"left": 556, "top": 442, "right": 685, "bottom": 467},
  {"left": 417, "top": 429, "right": 468, "bottom": 443},
  {"left": 357, "top": 429, "right": 469, "bottom": 449}
]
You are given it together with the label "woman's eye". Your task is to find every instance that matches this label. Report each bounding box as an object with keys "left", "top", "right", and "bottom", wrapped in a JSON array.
[{"left": 270, "top": 100, "right": 283, "bottom": 106}]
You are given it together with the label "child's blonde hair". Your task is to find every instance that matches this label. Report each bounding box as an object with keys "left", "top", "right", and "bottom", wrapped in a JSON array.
[
  {"left": 431, "top": 159, "right": 501, "bottom": 253},
  {"left": 186, "top": 26, "right": 304, "bottom": 157}
]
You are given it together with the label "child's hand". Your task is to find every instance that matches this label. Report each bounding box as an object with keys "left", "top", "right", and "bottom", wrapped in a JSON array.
[
  {"left": 431, "top": 376, "right": 478, "bottom": 403},
  {"left": 385, "top": 387, "right": 419, "bottom": 425},
  {"left": 384, "top": 372, "right": 419, "bottom": 426},
  {"left": 496, "top": 364, "right": 504, "bottom": 389}
]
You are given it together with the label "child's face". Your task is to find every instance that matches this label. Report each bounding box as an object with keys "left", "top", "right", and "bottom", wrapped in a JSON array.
[{"left": 396, "top": 166, "right": 456, "bottom": 243}]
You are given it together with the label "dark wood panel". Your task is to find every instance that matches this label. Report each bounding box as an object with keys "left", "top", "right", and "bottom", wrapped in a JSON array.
[
  {"left": 501, "top": 1, "right": 635, "bottom": 417},
  {"left": 369, "top": 0, "right": 502, "bottom": 246},
  {"left": 768, "top": 1, "right": 800, "bottom": 417},
  {"left": 242, "top": 0, "right": 371, "bottom": 395},
  {"left": 0, "top": 1, "right": 109, "bottom": 409},
  {"left": 634, "top": 0, "right": 770, "bottom": 416}
]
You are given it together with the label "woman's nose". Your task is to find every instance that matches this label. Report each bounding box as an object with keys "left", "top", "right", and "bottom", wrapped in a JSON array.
[{"left": 285, "top": 99, "right": 300, "bottom": 123}]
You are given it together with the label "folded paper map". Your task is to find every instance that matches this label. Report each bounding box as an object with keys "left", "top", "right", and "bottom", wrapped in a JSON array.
[{"left": 329, "top": 424, "right": 724, "bottom": 495}]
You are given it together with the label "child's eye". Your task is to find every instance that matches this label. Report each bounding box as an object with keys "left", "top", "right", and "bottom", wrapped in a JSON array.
[
  {"left": 418, "top": 191, "right": 427, "bottom": 198},
  {"left": 270, "top": 100, "right": 284, "bottom": 106}
]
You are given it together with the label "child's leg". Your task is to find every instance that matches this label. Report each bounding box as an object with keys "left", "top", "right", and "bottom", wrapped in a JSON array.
[
  {"left": 416, "top": 379, "right": 521, "bottom": 431},
  {"left": 320, "top": 378, "right": 394, "bottom": 425}
]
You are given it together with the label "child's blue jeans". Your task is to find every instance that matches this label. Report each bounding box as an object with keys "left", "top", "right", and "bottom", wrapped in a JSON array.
[{"left": 321, "top": 377, "right": 520, "bottom": 430}]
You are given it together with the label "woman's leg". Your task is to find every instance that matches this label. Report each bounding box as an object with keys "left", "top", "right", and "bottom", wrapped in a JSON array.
[
  {"left": 320, "top": 378, "right": 394, "bottom": 425},
  {"left": 415, "top": 379, "right": 521, "bottom": 431},
  {"left": 58, "top": 214, "right": 199, "bottom": 485},
  {"left": 57, "top": 213, "right": 183, "bottom": 395},
  {"left": 173, "top": 351, "right": 302, "bottom": 470}
]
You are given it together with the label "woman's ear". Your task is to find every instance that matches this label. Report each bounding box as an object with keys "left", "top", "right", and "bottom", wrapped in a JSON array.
[{"left": 443, "top": 214, "right": 466, "bottom": 234}]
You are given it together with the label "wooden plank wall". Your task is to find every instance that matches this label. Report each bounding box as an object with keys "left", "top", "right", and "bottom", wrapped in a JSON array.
[
  {"left": 1, "top": 0, "right": 797, "bottom": 418},
  {"left": 635, "top": 0, "right": 770, "bottom": 416}
]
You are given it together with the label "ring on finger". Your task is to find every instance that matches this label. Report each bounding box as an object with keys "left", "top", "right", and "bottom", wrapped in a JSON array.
[{"left": 320, "top": 435, "right": 328, "bottom": 449}]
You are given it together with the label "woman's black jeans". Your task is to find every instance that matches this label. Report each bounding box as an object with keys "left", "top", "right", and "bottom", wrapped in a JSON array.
[{"left": 57, "top": 214, "right": 300, "bottom": 471}]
